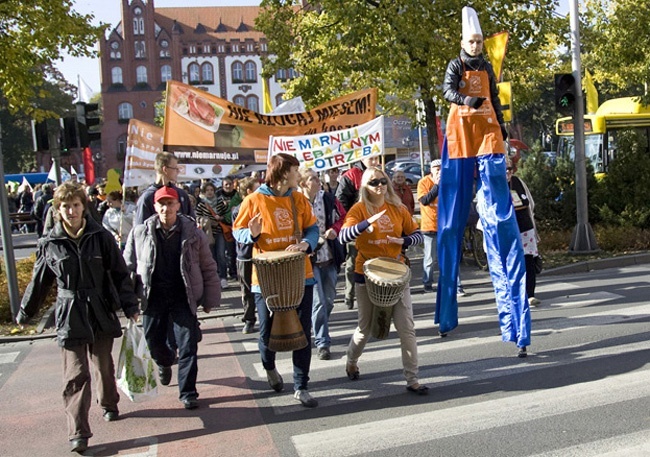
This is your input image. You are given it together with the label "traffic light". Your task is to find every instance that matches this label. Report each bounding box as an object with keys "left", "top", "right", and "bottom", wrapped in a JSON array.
[
  {"left": 59, "top": 117, "right": 78, "bottom": 155},
  {"left": 554, "top": 73, "right": 576, "bottom": 116},
  {"left": 76, "top": 102, "right": 101, "bottom": 148},
  {"left": 31, "top": 120, "right": 49, "bottom": 151}
]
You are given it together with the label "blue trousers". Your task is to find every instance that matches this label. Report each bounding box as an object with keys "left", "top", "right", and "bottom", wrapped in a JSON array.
[
  {"left": 255, "top": 285, "right": 314, "bottom": 390},
  {"left": 312, "top": 263, "right": 338, "bottom": 349},
  {"left": 436, "top": 139, "right": 531, "bottom": 347}
]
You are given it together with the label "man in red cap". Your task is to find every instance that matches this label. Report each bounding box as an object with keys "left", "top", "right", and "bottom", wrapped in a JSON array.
[{"left": 124, "top": 185, "right": 221, "bottom": 410}]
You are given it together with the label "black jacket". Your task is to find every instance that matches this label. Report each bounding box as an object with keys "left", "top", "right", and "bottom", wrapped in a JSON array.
[
  {"left": 442, "top": 50, "right": 505, "bottom": 127},
  {"left": 18, "top": 214, "right": 139, "bottom": 348},
  {"left": 134, "top": 182, "right": 195, "bottom": 224},
  {"left": 321, "top": 191, "right": 346, "bottom": 271}
]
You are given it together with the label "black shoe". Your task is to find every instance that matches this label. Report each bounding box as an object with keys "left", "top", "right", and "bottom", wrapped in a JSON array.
[
  {"left": 345, "top": 301, "right": 354, "bottom": 310},
  {"left": 102, "top": 409, "right": 119, "bottom": 422},
  {"left": 518, "top": 347, "right": 528, "bottom": 358},
  {"left": 242, "top": 321, "right": 255, "bottom": 334},
  {"left": 317, "top": 347, "right": 331, "bottom": 360},
  {"left": 438, "top": 331, "right": 448, "bottom": 338},
  {"left": 423, "top": 285, "right": 434, "bottom": 293},
  {"left": 406, "top": 384, "right": 430, "bottom": 396},
  {"left": 159, "top": 366, "right": 172, "bottom": 386},
  {"left": 182, "top": 398, "right": 199, "bottom": 410},
  {"left": 70, "top": 438, "right": 88, "bottom": 453},
  {"left": 346, "top": 363, "right": 360, "bottom": 381}
]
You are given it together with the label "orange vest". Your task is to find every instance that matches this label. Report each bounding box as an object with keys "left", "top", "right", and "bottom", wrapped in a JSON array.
[
  {"left": 446, "top": 67, "right": 505, "bottom": 159},
  {"left": 416, "top": 175, "right": 438, "bottom": 232}
]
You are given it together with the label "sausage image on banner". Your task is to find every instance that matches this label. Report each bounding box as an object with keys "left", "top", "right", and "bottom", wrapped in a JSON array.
[{"left": 173, "top": 90, "right": 224, "bottom": 132}]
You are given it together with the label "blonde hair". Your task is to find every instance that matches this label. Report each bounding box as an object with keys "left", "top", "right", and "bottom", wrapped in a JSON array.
[
  {"left": 298, "top": 168, "right": 318, "bottom": 190},
  {"left": 359, "top": 167, "right": 404, "bottom": 214}
]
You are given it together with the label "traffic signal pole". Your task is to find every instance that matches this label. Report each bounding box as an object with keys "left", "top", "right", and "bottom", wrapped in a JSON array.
[{"left": 568, "top": 0, "right": 598, "bottom": 253}]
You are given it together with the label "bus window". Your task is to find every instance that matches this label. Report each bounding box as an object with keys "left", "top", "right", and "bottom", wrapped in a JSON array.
[{"left": 557, "top": 134, "right": 605, "bottom": 173}]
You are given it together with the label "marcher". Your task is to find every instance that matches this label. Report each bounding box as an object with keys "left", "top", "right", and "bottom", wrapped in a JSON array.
[
  {"left": 195, "top": 181, "right": 224, "bottom": 274},
  {"left": 392, "top": 170, "right": 415, "bottom": 215},
  {"left": 322, "top": 167, "right": 340, "bottom": 194},
  {"left": 16, "top": 182, "right": 140, "bottom": 454},
  {"left": 32, "top": 183, "right": 54, "bottom": 236},
  {"left": 233, "top": 153, "right": 320, "bottom": 408},
  {"left": 102, "top": 190, "right": 135, "bottom": 250},
  {"left": 506, "top": 158, "right": 541, "bottom": 306},
  {"left": 299, "top": 169, "right": 346, "bottom": 361},
  {"left": 124, "top": 185, "right": 221, "bottom": 410},
  {"left": 232, "top": 177, "right": 261, "bottom": 334},
  {"left": 214, "top": 176, "right": 242, "bottom": 288},
  {"left": 338, "top": 167, "right": 428, "bottom": 394},
  {"left": 417, "top": 159, "right": 441, "bottom": 293},
  {"left": 336, "top": 156, "right": 381, "bottom": 310},
  {"left": 436, "top": 6, "right": 530, "bottom": 356}
]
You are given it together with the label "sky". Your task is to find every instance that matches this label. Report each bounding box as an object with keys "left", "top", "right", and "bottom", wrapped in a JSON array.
[
  {"left": 57, "top": 0, "right": 261, "bottom": 95},
  {"left": 59, "top": 0, "right": 570, "bottom": 96}
]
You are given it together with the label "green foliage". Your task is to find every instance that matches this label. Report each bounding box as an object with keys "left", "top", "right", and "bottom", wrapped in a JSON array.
[{"left": 0, "top": 0, "right": 104, "bottom": 119}]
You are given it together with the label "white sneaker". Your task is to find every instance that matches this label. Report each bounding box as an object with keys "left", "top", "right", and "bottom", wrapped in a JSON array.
[
  {"left": 294, "top": 389, "right": 318, "bottom": 408},
  {"left": 529, "top": 297, "right": 541, "bottom": 307},
  {"left": 220, "top": 278, "right": 228, "bottom": 289},
  {"left": 457, "top": 286, "right": 466, "bottom": 297}
]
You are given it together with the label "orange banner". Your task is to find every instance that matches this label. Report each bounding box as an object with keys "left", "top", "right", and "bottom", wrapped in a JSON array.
[{"left": 163, "top": 81, "right": 377, "bottom": 165}]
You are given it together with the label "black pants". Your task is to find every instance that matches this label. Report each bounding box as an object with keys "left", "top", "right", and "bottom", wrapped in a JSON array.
[
  {"left": 524, "top": 254, "right": 537, "bottom": 298},
  {"left": 237, "top": 259, "right": 256, "bottom": 323}
]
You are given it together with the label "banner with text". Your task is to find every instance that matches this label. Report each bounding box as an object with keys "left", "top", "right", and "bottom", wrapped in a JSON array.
[
  {"left": 163, "top": 81, "right": 377, "bottom": 166},
  {"left": 268, "top": 116, "right": 384, "bottom": 171}
]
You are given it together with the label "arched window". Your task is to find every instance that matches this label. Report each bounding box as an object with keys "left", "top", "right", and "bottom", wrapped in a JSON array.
[
  {"left": 136, "top": 66, "right": 147, "bottom": 84},
  {"left": 232, "top": 61, "right": 243, "bottom": 82},
  {"left": 133, "top": 7, "right": 144, "bottom": 35},
  {"left": 246, "top": 96, "right": 259, "bottom": 113},
  {"left": 161, "top": 65, "right": 172, "bottom": 82},
  {"left": 188, "top": 63, "right": 200, "bottom": 83},
  {"left": 118, "top": 102, "right": 133, "bottom": 121},
  {"left": 201, "top": 63, "right": 213, "bottom": 83},
  {"left": 233, "top": 95, "right": 245, "bottom": 107},
  {"left": 111, "top": 67, "right": 123, "bottom": 85},
  {"left": 276, "top": 68, "right": 287, "bottom": 81},
  {"left": 245, "top": 61, "right": 257, "bottom": 82},
  {"left": 135, "top": 41, "right": 146, "bottom": 58},
  {"left": 288, "top": 68, "right": 299, "bottom": 79}
]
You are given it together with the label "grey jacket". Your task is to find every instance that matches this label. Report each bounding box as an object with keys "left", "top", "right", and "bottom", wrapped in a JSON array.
[{"left": 123, "top": 214, "right": 221, "bottom": 313}]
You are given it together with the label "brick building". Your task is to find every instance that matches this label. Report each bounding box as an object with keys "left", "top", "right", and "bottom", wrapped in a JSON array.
[{"left": 99, "top": 0, "right": 290, "bottom": 173}]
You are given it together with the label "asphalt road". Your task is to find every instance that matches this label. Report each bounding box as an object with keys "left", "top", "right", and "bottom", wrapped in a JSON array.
[{"left": 1, "top": 259, "right": 649, "bottom": 456}]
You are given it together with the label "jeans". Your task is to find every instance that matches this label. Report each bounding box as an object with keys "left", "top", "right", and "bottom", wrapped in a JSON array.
[
  {"left": 215, "top": 232, "right": 237, "bottom": 280},
  {"left": 142, "top": 303, "right": 200, "bottom": 401},
  {"left": 237, "top": 259, "right": 256, "bottom": 323},
  {"left": 422, "top": 233, "right": 438, "bottom": 288},
  {"left": 62, "top": 337, "right": 119, "bottom": 440},
  {"left": 255, "top": 285, "right": 314, "bottom": 391},
  {"left": 312, "top": 262, "right": 338, "bottom": 349}
]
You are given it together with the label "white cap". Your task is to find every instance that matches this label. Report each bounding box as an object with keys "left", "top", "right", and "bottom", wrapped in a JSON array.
[{"left": 462, "top": 6, "right": 482, "bottom": 40}]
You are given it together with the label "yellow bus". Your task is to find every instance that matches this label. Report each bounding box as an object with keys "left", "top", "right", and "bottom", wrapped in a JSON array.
[{"left": 555, "top": 97, "right": 650, "bottom": 177}]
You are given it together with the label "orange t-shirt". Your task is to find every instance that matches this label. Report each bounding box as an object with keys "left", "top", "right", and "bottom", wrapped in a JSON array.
[
  {"left": 233, "top": 190, "right": 317, "bottom": 286},
  {"left": 343, "top": 201, "right": 419, "bottom": 275},
  {"left": 416, "top": 175, "right": 438, "bottom": 233}
]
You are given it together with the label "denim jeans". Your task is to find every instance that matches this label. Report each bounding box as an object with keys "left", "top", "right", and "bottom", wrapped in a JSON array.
[
  {"left": 255, "top": 285, "right": 313, "bottom": 391},
  {"left": 142, "top": 304, "right": 200, "bottom": 401},
  {"left": 422, "top": 233, "right": 438, "bottom": 288},
  {"left": 214, "top": 232, "right": 237, "bottom": 279},
  {"left": 312, "top": 262, "right": 338, "bottom": 349}
]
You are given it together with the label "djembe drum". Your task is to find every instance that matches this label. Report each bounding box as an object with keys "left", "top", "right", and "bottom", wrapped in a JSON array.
[
  {"left": 363, "top": 257, "right": 411, "bottom": 339},
  {"left": 253, "top": 250, "right": 308, "bottom": 352}
]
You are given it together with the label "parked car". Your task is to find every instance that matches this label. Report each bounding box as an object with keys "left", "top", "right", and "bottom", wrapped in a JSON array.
[{"left": 386, "top": 162, "right": 430, "bottom": 184}]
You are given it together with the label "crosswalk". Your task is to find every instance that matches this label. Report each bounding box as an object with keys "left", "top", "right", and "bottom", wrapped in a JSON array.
[{"left": 231, "top": 270, "right": 650, "bottom": 456}]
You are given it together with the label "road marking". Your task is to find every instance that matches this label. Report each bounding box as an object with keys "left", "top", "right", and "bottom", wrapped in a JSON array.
[
  {"left": 290, "top": 368, "right": 650, "bottom": 457},
  {"left": 529, "top": 430, "right": 650, "bottom": 457},
  {"left": 0, "top": 352, "right": 20, "bottom": 364}
]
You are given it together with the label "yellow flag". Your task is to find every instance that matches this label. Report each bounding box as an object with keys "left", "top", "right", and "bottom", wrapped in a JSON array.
[
  {"left": 262, "top": 77, "right": 273, "bottom": 114},
  {"left": 584, "top": 70, "right": 599, "bottom": 114},
  {"left": 484, "top": 31, "right": 509, "bottom": 81}
]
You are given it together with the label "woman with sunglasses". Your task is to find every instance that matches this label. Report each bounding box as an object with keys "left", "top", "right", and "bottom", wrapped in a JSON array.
[{"left": 338, "top": 167, "right": 428, "bottom": 395}]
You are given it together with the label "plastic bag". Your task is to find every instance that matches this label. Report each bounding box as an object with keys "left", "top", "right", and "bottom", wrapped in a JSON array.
[{"left": 116, "top": 320, "right": 159, "bottom": 402}]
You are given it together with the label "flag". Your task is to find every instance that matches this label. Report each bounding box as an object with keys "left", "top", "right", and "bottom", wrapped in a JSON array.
[
  {"left": 47, "top": 162, "right": 71, "bottom": 184},
  {"left": 273, "top": 96, "right": 306, "bottom": 114},
  {"left": 262, "top": 77, "right": 273, "bottom": 114},
  {"left": 83, "top": 147, "right": 95, "bottom": 185},
  {"left": 20, "top": 177, "right": 33, "bottom": 192},
  {"left": 75, "top": 76, "right": 94, "bottom": 104},
  {"left": 584, "top": 70, "right": 599, "bottom": 114},
  {"left": 484, "top": 31, "right": 509, "bottom": 82},
  {"left": 70, "top": 165, "right": 78, "bottom": 176}
]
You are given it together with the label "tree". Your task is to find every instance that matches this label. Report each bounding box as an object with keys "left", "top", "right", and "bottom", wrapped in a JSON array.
[
  {"left": 0, "top": 0, "right": 104, "bottom": 120},
  {"left": 256, "top": 0, "right": 563, "bottom": 157}
]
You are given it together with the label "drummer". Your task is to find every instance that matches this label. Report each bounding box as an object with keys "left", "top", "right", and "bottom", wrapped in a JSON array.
[
  {"left": 233, "top": 153, "right": 320, "bottom": 408},
  {"left": 338, "top": 167, "right": 429, "bottom": 395}
]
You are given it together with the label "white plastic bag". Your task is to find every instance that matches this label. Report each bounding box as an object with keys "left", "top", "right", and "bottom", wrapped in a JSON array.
[{"left": 116, "top": 320, "right": 159, "bottom": 402}]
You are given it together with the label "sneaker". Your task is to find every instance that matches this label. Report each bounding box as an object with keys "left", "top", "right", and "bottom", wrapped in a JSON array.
[
  {"left": 529, "top": 297, "right": 541, "bottom": 307},
  {"left": 70, "top": 438, "right": 88, "bottom": 453},
  {"left": 266, "top": 368, "right": 284, "bottom": 392},
  {"left": 220, "top": 278, "right": 228, "bottom": 289},
  {"left": 518, "top": 346, "right": 528, "bottom": 358},
  {"left": 102, "top": 409, "right": 119, "bottom": 422},
  {"left": 423, "top": 285, "right": 434, "bottom": 293},
  {"left": 457, "top": 286, "right": 466, "bottom": 297},
  {"left": 242, "top": 321, "right": 255, "bottom": 334},
  {"left": 181, "top": 398, "right": 199, "bottom": 410},
  {"left": 294, "top": 389, "right": 318, "bottom": 408},
  {"left": 317, "top": 347, "right": 331, "bottom": 360},
  {"left": 159, "top": 366, "right": 172, "bottom": 386}
]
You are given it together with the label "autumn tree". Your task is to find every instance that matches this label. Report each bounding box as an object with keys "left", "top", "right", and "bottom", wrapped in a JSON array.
[{"left": 257, "top": 0, "right": 563, "bottom": 156}]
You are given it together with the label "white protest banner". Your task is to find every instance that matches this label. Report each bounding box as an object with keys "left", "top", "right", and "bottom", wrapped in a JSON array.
[{"left": 268, "top": 116, "right": 384, "bottom": 171}]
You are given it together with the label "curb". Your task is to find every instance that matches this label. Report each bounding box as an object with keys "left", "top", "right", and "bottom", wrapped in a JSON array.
[{"left": 541, "top": 252, "right": 650, "bottom": 276}]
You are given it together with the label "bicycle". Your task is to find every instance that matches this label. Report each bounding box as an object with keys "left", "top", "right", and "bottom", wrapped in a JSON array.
[{"left": 462, "top": 224, "right": 488, "bottom": 271}]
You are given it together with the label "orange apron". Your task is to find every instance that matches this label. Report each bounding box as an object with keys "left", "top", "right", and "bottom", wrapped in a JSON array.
[{"left": 446, "top": 65, "right": 505, "bottom": 159}]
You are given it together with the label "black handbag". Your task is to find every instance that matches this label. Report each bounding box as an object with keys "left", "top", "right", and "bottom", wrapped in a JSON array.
[{"left": 533, "top": 255, "right": 543, "bottom": 274}]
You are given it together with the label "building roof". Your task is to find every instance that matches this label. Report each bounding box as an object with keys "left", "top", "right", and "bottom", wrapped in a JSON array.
[{"left": 155, "top": 6, "right": 265, "bottom": 42}]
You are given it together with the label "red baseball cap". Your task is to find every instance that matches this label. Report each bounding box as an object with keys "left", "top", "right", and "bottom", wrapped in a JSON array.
[{"left": 154, "top": 186, "right": 179, "bottom": 203}]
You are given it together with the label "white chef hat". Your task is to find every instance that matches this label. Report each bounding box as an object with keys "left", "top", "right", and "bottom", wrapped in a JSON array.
[{"left": 462, "top": 6, "right": 483, "bottom": 40}]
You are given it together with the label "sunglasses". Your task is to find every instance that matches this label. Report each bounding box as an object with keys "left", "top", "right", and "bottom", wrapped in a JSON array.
[{"left": 367, "top": 178, "right": 389, "bottom": 187}]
